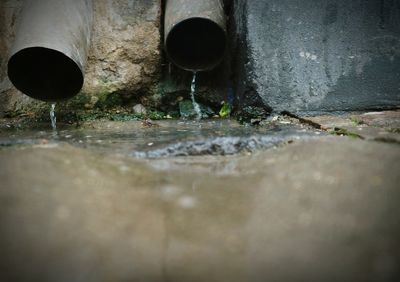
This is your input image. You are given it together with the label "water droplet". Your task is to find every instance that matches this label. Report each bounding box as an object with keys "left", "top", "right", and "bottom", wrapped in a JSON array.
[{"left": 178, "top": 195, "right": 197, "bottom": 209}]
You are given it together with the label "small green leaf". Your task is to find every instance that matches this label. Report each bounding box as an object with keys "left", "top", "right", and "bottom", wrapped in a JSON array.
[{"left": 219, "top": 102, "right": 232, "bottom": 118}]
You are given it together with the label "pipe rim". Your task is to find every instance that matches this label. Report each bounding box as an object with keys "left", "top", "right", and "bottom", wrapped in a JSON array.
[
  {"left": 7, "top": 47, "right": 84, "bottom": 102},
  {"left": 165, "top": 17, "right": 227, "bottom": 71}
]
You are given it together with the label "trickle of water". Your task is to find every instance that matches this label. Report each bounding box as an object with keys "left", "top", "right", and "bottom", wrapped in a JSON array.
[
  {"left": 50, "top": 103, "right": 57, "bottom": 130},
  {"left": 190, "top": 72, "right": 202, "bottom": 121}
]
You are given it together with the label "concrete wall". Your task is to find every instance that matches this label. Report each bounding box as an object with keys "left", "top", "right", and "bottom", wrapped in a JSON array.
[{"left": 232, "top": 0, "right": 400, "bottom": 114}]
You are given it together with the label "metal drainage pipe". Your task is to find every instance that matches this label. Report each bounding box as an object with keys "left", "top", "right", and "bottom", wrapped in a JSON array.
[
  {"left": 164, "top": 0, "right": 227, "bottom": 72},
  {"left": 7, "top": 0, "right": 93, "bottom": 102}
]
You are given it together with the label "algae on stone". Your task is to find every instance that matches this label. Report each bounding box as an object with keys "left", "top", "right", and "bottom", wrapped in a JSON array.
[{"left": 179, "top": 100, "right": 215, "bottom": 119}]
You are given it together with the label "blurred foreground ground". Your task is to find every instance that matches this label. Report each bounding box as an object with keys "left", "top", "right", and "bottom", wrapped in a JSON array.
[{"left": 0, "top": 111, "right": 399, "bottom": 282}]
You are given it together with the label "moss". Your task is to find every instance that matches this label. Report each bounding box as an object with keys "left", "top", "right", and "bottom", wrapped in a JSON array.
[
  {"left": 3, "top": 109, "right": 27, "bottom": 119},
  {"left": 95, "top": 92, "right": 123, "bottom": 109},
  {"left": 236, "top": 106, "right": 268, "bottom": 124},
  {"left": 157, "top": 77, "right": 181, "bottom": 97},
  {"left": 167, "top": 110, "right": 180, "bottom": 119},
  {"left": 156, "top": 77, "right": 185, "bottom": 112},
  {"left": 147, "top": 109, "right": 166, "bottom": 120},
  {"left": 110, "top": 113, "right": 144, "bottom": 122},
  {"left": 350, "top": 117, "right": 364, "bottom": 126},
  {"left": 329, "top": 128, "right": 364, "bottom": 139},
  {"left": 3, "top": 77, "right": 181, "bottom": 122},
  {"left": 178, "top": 100, "right": 215, "bottom": 119},
  {"left": 60, "top": 93, "right": 92, "bottom": 110}
]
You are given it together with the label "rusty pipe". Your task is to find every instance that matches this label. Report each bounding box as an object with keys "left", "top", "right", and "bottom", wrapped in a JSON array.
[
  {"left": 164, "top": 0, "right": 227, "bottom": 72},
  {"left": 7, "top": 0, "right": 93, "bottom": 102}
]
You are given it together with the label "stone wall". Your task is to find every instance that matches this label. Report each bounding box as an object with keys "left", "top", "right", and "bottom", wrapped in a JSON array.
[
  {"left": 83, "top": 0, "right": 161, "bottom": 103},
  {"left": 0, "top": 0, "right": 25, "bottom": 115}
]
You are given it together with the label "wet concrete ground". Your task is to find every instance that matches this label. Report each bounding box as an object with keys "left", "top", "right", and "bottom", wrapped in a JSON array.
[{"left": 0, "top": 112, "right": 399, "bottom": 282}]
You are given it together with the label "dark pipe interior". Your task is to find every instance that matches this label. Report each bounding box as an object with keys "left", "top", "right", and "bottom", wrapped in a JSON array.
[
  {"left": 7, "top": 47, "right": 84, "bottom": 102},
  {"left": 166, "top": 17, "right": 226, "bottom": 71}
]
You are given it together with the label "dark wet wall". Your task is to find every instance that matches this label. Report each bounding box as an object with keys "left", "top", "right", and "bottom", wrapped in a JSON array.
[{"left": 231, "top": 0, "right": 400, "bottom": 113}]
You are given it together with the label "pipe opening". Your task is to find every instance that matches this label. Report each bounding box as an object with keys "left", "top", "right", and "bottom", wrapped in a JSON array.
[
  {"left": 7, "top": 47, "right": 84, "bottom": 102},
  {"left": 166, "top": 17, "right": 226, "bottom": 71}
]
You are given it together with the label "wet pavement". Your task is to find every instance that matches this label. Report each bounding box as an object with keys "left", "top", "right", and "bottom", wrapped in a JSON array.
[
  {"left": 0, "top": 114, "right": 399, "bottom": 282},
  {"left": 0, "top": 119, "right": 324, "bottom": 157}
]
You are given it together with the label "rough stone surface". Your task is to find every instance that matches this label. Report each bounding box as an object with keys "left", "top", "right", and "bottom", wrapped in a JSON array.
[
  {"left": 354, "top": 110, "right": 400, "bottom": 128},
  {"left": 132, "top": 103, "right": 147, "bottom": 115},
  {"left": 0, "top": 0, "right": 30, "bottom": 116},
  {"left": 82, "top": 0, "right": 161, "bottom": 99},
  {"left": 232, "top": 0, "right": 400, "bottom": 113},
  {"left": 306, "top": 110, "right": 400, "bottom": 143},
  {"left": 307, "top": 110, "right": 400, "bottom": 130}
]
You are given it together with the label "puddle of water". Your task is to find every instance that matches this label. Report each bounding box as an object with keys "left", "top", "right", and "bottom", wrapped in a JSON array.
[{"left": 0, "top": 120, "right": 323, "bottom": 158}]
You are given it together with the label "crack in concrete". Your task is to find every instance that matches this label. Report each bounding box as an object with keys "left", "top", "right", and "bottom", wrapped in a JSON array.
[
  {"left": 280, "top": 111, "right": 324, "bottom": 130},
  {"left": 282, "top": 110, "right": 400, "bottom": 145}
]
